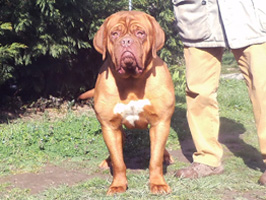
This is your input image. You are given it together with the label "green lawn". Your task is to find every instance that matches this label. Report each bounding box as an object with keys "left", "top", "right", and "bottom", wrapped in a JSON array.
[{"left": 1, "top": 54, "right": 266, "bottom": 199}]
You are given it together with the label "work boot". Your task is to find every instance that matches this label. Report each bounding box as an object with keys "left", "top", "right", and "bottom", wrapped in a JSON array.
[
  {"left": 175, "top": 162, "right": 224, "bottom": 179},
  {"left": 259, "top": 170, "right": 266, "bottom": 185}
]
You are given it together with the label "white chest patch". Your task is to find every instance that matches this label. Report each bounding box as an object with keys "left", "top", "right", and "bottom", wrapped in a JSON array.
[{"left": 113, "top": 99, "right": 151, "bottom": 126}]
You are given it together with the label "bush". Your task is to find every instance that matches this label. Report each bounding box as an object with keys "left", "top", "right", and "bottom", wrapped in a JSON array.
[{"left": 0, "top": 0, "right": 183, "bottom": 103}]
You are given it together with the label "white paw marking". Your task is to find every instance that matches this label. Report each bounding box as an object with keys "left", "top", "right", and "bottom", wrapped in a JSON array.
[{"left": 113, "top": 99, "right": 151, "bottom": 126}]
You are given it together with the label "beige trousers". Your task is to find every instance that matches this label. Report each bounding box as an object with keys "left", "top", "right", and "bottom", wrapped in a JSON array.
[{"left": 184, "top": 43, "right": 266, "bottom": 167}]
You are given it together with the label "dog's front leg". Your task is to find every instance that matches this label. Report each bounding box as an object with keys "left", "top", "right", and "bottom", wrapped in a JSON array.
[
  {"left": 101, "top": 125, "right": 128, "bottom": 195},
  {"left": 149, "top": 121, "right": 171, "bottom": 194}
]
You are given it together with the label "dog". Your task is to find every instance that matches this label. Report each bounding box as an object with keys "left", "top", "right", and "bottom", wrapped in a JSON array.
[{"left": 79, "top": 10, "right": 175, "bottom": 195}]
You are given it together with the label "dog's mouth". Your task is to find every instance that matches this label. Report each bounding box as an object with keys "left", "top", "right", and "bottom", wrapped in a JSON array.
[{"left": 117, "top": 51, "right": 143, "bottom": 75}]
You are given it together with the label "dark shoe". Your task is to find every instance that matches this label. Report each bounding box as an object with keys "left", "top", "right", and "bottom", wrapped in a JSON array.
[
  {"left": 175, "top": 162, "right": 224, "bottom": 179},
  {"left": 259, "top": 170, "right": 266, "bottom": 185}
]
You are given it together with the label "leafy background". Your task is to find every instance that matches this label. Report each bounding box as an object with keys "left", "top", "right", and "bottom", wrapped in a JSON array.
[{"left": 0, "top": 0, "right": 183, "bottom": 106}]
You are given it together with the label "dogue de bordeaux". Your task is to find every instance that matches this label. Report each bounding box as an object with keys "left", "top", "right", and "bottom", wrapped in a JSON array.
[{"left": 79, "top": 10, "right": 175, "bottom": 195}]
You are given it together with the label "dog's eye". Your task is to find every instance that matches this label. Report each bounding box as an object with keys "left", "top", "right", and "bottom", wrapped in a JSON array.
[
  {"left": 111, "top": 31, "right": 120, "bottom": 39},
  {"left": 136, "top": 30, "right": 146, "bottom": 38}
]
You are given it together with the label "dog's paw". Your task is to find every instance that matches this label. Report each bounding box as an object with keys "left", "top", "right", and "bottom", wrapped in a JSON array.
[
  {"left": 107, "top": 185, "right": 128, "bottom": 195},
  {"left": 163, "top": 154, "right": 174, "bottom": 165},
  {"left": 150, "top": 183, "right": 171, "bottom": 194},
  {"left": 163, "top": 149, "right": 174, "bottom": 165},
  {"left": 99, "top": 156, "right": 111, "bottom": 170}
]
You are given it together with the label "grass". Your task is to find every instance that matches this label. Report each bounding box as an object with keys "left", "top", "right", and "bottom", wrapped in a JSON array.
[
  {"left": 0, "top": 113, "right": 105, "bottom": 176},
  {"left": 1, "top": 52, "right": 266, "bottom": 199},
  {"left": 221, "top": 50, "right": 239, "bottom": 74}
]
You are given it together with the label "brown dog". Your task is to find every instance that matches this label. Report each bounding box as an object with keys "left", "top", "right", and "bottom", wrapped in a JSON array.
[{"left": 79, "top": 11, "right": 175, "bottom": 195}]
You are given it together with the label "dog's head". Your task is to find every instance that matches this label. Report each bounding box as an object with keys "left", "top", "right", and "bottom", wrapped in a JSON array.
[{"left": 93, "top": 11, "right": 165, "bottom": 78}]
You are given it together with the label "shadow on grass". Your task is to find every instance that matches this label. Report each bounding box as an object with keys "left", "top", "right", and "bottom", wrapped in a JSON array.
[
  {"left": 0, "top": 109, "right": 24, "bottom": 123},
  {"left": 123, "top": 129, "right": 150, "bottom": 170},
  {"left": 171, "top": 106, "right": 195, "bottom": 163},
  {"left": 121, "top": 129, "right": 172, "bottom": 174},
  {"left": 219, "top": 117, "right": 266, "bottom": 172},
  {"left": 170, "top": 96, "right": 265, "bottom": 172}
]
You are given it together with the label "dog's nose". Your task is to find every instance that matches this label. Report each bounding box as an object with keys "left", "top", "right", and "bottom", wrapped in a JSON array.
[{"left": 121, "top": 37, "right": 133, "bottom": 47}]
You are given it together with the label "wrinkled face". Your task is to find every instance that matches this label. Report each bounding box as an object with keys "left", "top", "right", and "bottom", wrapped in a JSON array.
[
  {"left": 93, "top": 11, "right": 165, "bottom": 78},
  {"left": 109, "top": 20, "right": 148, "bottom": 78}
]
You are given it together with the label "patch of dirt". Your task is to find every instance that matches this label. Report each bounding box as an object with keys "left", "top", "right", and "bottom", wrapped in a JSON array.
[
  {"left": 0, "top": 148, "right": 188, "bottom": 195},
  {"left": 0, "top": 164, "right": 104, "bottom": 194},
  {"left": 22, "top": 103, "right": 94, "bottom": 122},
  {"left": 222, "top": 189, "right": 266, "bottom": 200},
  {"left": 0, "top": 101, "right": 99, "bottom": 194}
]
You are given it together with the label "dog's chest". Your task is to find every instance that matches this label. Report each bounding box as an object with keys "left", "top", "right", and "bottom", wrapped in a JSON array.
[{"left": 113, "top": 99, "right": 151, "bottom": 128}]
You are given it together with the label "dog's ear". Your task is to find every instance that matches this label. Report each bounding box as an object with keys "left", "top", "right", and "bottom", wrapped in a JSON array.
[
  {"left": 148, "top": 15, "right": 165, "bottom": 58},
  {"left": 93, "top": 20, "right": 108, "bottom": 60}
]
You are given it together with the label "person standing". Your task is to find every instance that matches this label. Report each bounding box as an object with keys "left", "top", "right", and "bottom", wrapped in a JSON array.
[{"left": 172, "top": 0, "right": 266, "bottom": 184}]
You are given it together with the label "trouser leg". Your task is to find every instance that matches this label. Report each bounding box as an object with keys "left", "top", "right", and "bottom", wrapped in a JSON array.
[
  {"left": 185, "top": 47, "right": 224, "bottom": 167},
  {"left": 232, "top": 43, "right": 266, "bottom": 164}
]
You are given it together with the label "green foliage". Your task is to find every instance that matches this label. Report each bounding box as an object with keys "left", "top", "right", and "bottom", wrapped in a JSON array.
[
  {"left": 170, "top": 65, "right": 186, "bottom": 94},
  {"left": 0, "top": 0, "right": 183, "bottom": 101},
  {"left": 0, "top": 22, "right": 27, "bottom": 85}
]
